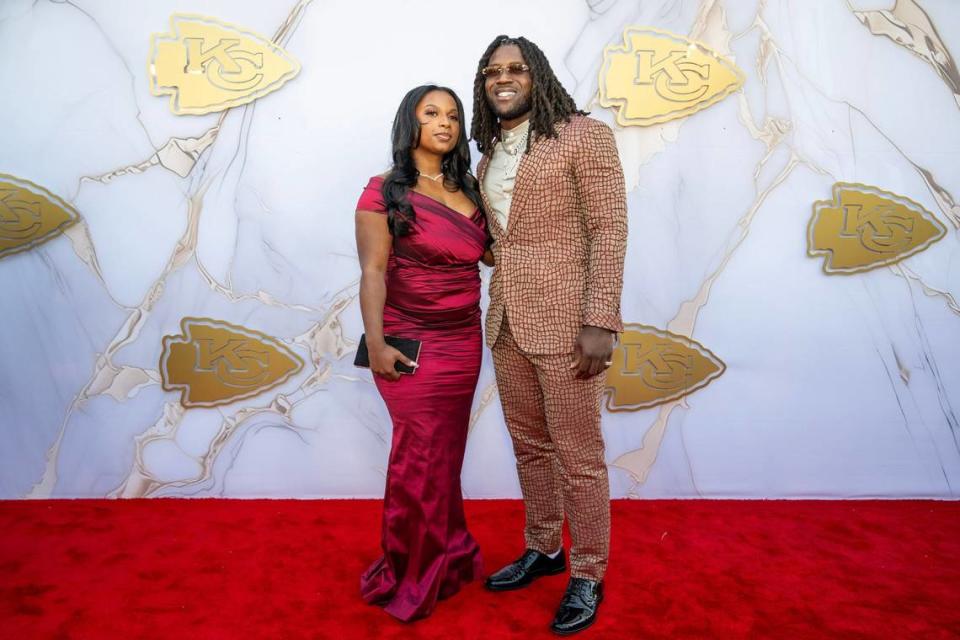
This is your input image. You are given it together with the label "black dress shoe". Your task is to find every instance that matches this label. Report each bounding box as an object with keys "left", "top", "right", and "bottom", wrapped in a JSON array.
[
  {"left": 550, "top": 578, "right": 603, "bottom": 635},
  {"left": 484, "top": 548, "right": 566, "bottom": 591}
]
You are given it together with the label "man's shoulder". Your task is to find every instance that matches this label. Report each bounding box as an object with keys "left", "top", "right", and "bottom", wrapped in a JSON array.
[{"left": 560, "top": 114, "right": 613, "bottom": 139}]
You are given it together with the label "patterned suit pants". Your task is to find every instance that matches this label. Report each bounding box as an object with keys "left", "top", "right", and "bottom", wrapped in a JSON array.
[{"left": 492, "top": 319, "right": 610, "bottom": 581}]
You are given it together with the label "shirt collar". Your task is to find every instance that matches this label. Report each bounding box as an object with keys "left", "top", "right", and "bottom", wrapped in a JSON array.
[{"left": 499, "top": 119, "right": 530, "bottom": 153}]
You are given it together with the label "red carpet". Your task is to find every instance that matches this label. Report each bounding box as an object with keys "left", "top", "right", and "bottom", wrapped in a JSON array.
[{"left": 1, "top": 499, "right": 958, "bottom": 639}]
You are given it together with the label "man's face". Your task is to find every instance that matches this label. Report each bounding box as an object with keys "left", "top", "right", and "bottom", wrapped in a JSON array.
[{"left": 484, "top": 44, "right": 532, "bottom": 124}]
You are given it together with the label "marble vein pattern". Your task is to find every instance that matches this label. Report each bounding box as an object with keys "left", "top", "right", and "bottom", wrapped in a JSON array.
[
  {"left": 850, "top": 0, "right": 960, "bottom": 109},
  {"left": 0, "top": 0, "right": 957, "bottom": 499}
]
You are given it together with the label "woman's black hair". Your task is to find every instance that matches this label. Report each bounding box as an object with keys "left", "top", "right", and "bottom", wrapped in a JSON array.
[
  {"left": 382, "top": 84, "right": 484, "bottom": 236},
  {"left": 471, "top": 35, "right": 587, "bottom": 155}
]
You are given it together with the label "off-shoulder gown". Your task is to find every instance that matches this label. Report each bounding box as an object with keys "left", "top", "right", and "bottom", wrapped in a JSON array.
[{"left": 355, "top": 176, "right": 486, "bottom": 621}]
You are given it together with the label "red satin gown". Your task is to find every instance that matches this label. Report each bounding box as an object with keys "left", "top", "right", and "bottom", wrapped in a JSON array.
[{"left": 356, "top": 176, "right": 485, "bottom": 621}]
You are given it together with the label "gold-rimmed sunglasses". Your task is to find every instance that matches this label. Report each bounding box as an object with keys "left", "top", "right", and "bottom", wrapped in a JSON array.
[{"left": 480, "top": 63, "right": 530, "bottom": 78}]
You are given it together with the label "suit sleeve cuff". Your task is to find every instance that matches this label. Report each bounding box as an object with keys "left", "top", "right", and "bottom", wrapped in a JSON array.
[{"left": 582, "top": 310, "right": 623, "bottom": 334}]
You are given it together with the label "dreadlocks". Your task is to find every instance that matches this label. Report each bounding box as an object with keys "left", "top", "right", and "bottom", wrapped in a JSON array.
[{"left": 471, "top": 35, "right": 587, "bottom": 155}]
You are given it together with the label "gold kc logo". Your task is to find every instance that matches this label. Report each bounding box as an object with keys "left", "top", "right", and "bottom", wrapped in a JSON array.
[
  {"left": 600, "top": 27, "right": 744, "bottom": 126},
  {"left": 809, "top": 183, "right": 946, "bottom": 274},
  {"left": 634, "top": 50, "right": 710, "bottom": 103},
  {"left": 183, "top": 38, "right": 264, "bottom": 91},
  {"left": 604, "top": 325, "right": 726, "bottom": 412},
  {"left": 150, "top": 14, "right": 301, "bottom": 115},
  {"left": 161, "top": 318, "right": 305, "bottom": 408},
  {"left": 0, "top": 174, "right": 79, "bottom": 260}
]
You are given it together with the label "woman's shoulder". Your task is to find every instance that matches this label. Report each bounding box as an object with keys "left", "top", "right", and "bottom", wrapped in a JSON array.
[{"left": 357, "top": 175, "right": 388, "bottom": 213}]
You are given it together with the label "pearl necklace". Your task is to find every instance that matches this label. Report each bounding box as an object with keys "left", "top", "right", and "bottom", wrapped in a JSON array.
[{"left": 418, "top": 171, "right": 444, "bottom": 182}]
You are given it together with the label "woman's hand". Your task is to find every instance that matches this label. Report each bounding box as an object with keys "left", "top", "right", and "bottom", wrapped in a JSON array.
[
  {"left": 481, "top": 248, "right": 495, "bottom": 266},
  {"left": 369, "top": 343, "right": 418, "bottom": 381}
]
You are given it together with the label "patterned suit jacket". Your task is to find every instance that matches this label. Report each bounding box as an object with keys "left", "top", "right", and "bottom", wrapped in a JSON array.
[{"left": 478, "top": 115, "right": 628, "bottom": 354}]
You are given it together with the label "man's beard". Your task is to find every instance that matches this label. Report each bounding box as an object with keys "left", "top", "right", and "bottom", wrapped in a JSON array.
[{"left": 488, "top": 94, "right": 532, "bottom": 123}]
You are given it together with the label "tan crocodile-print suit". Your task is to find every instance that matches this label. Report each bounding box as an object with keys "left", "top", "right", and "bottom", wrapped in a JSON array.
[{"left": 479, "top": 115, "right": 627, "bottom": 581}]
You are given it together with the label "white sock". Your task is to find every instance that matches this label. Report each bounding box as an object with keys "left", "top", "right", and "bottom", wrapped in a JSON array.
[{"left": 546, "top": 547, "right": 562, "bottom": 559}]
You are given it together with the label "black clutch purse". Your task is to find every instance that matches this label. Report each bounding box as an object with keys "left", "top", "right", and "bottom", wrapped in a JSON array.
[{"left": 354, "top": 334, "right": 421, "bottom": 375}]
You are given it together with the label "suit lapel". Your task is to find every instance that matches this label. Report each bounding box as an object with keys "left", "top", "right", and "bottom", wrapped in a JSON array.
[
  {"left": 505, "top": 120, "right": 569, "bottom": 238},
  {"left": 477, "top": 153, "right": 489, "bottom": 184},
  {"left": 477, "top": 153, "right": 504, "bottom": 239}
]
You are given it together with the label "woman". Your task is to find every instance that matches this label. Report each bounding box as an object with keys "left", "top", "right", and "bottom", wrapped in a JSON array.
[{"left": 355, "top": 84, "right": 492, "bottom": 622}]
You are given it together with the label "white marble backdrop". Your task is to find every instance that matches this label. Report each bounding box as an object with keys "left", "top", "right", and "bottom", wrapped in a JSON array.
[{"left": 0, "top": 0, "right": 958, "bottom": 499}]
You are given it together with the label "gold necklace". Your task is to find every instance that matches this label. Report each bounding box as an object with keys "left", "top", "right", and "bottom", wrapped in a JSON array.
[{"left": 418, "top": 171, "right": 444, "bottom": 182}]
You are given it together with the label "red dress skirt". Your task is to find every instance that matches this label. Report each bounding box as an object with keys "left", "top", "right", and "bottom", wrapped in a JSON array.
[{"left": 355, "top": 176, "right": 486, "bottom": 621}]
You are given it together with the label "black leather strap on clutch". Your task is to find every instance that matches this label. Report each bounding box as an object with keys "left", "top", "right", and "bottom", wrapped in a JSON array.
[{"left": 354, "top": 334, "right": 421, "bottom": 375}]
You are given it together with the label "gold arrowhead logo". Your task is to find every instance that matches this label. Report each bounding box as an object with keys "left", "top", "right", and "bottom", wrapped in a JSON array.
[
  {"left": 161, "top": 318, "right": 305, "bottom": 408},
  {"left": 809, "top": 183, "right": 946, "bottom": 274},
  {"left": 0, "top": 174, "right": 80, "bottom": 260},
  {"left": 599, "top": 27, "right": 745, "bottom": 126},
  {"left": 604, "top": 324, "right": 725, "bottom": 412},
  {"left": 149, "top": 14, "right": 301, "bottom": 115}
]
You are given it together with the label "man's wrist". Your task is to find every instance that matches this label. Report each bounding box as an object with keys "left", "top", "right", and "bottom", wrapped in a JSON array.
[
  {"left": 581, "top": 309, "right": 623, "bottom": 334},
  {"left": 581, "top": 325, "right": 614, "bottom": 334}
]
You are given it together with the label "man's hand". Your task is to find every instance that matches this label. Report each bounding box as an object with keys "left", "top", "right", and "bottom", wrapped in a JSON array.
[{"left": 571, "top": 326, "right": 615, "bottom": 379}]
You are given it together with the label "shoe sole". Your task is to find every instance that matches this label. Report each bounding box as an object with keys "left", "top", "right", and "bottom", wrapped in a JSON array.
[{"left": 484, "top": 564, "right": 567, "bottom": 592}]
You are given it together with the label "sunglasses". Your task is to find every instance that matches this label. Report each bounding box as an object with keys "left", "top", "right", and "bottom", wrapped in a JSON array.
[{"left": 480, "top": 63, "right": 530, "bottom": 78}]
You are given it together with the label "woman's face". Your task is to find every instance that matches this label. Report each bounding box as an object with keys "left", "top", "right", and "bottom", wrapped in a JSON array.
[{"left": 415, "top": 90, "right": 460, "bottom": 155}]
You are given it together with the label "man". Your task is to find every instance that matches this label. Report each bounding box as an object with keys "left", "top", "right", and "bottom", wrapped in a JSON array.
[{"left": 471, "top": 35, "right": 628, "bottom": 635}]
